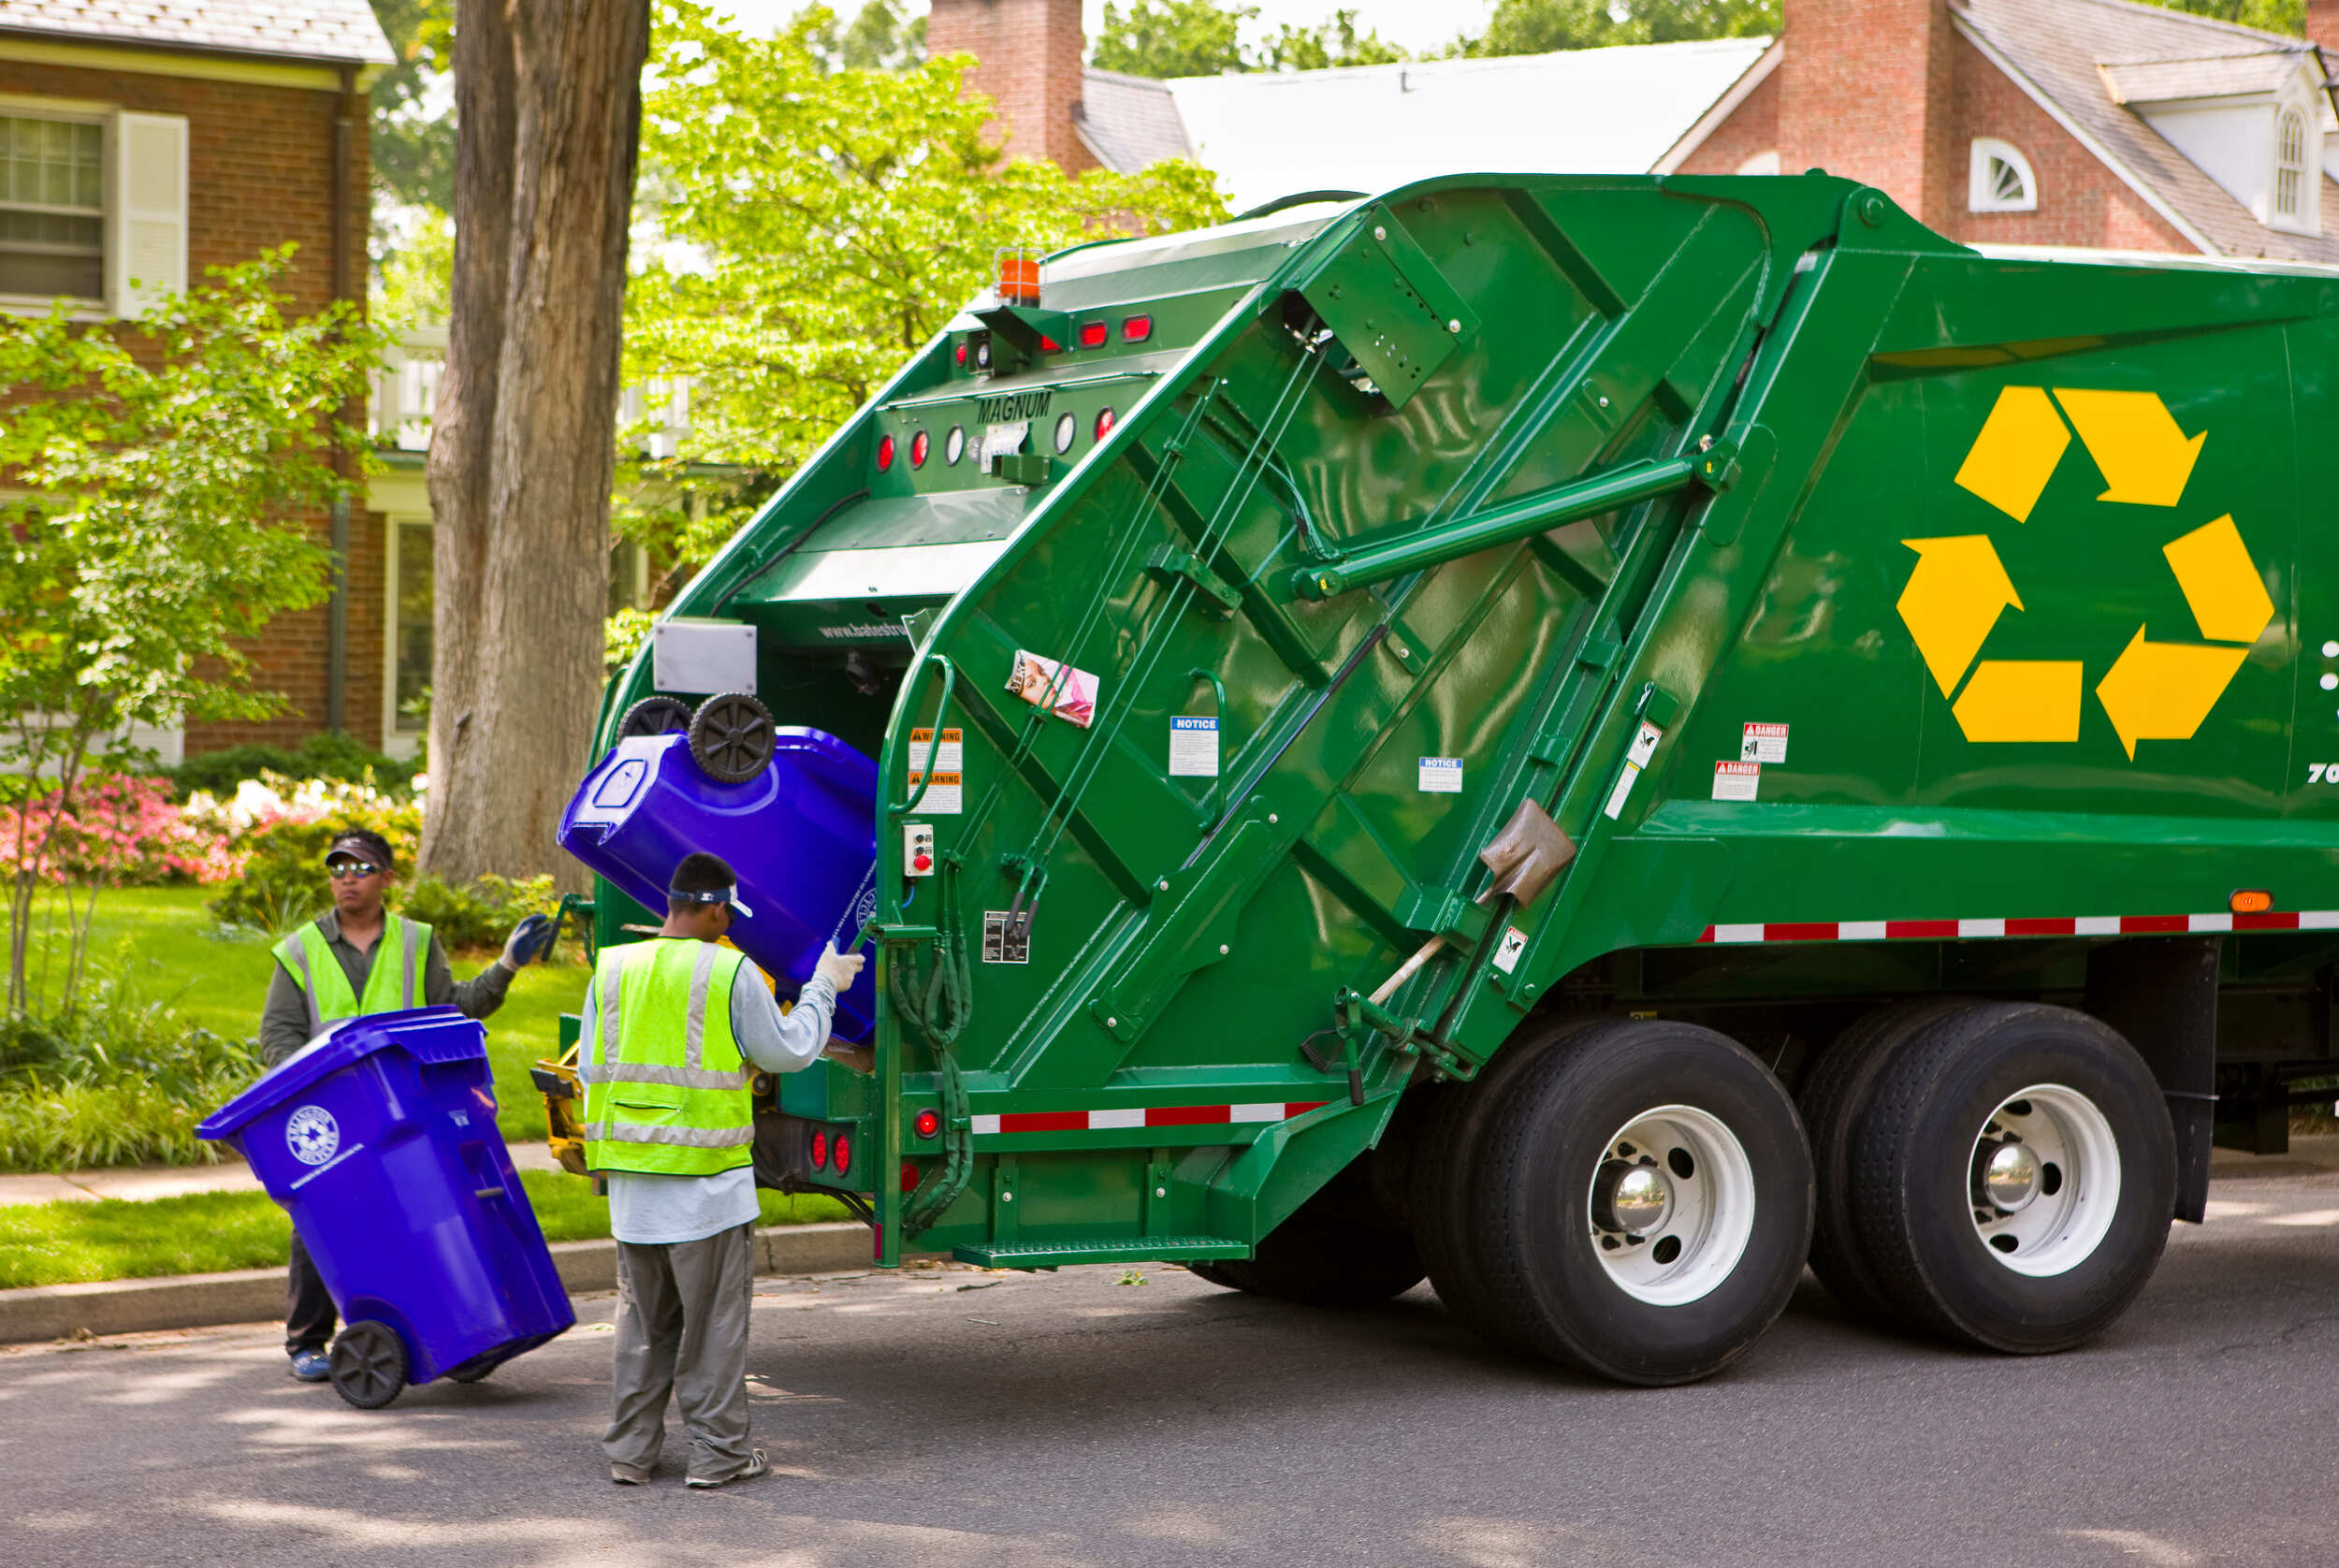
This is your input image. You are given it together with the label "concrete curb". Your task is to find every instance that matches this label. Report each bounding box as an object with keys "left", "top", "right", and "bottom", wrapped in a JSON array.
[{"left": 0, "top": 1222, "right": 883, "bottom": 1345}]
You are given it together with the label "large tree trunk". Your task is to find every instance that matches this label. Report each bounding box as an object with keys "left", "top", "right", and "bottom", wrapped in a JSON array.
[{"left": 421, "top": 0, "right": 647, "bottom": 885}]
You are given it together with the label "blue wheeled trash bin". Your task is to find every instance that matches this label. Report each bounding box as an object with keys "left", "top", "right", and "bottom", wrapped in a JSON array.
[{"left": 198, "top": 1007, "right": 574, "bottom": 1408}]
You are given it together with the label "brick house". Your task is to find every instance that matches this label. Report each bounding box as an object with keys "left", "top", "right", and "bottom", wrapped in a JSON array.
[
  {"left": 937, "top": 0, "right": 2339, "bottom": 264},
  {"left": 0, "top": 1, "right": 388, "bottom": 762}
]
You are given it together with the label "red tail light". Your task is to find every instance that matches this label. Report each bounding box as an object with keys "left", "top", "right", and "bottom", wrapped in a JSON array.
[
  {"left": 876, "top": 434, "right": 895, "bottom": 472},
  {"left": 914, "top": 1109, "right": 940, "bottom": 1139},
  {"left": 1123, "top": 314, "right": 1153, "bottom": 342},
  {"left": 1095, "top": 407, "right": 1116, "bottom": 441},
  {"left": 833, "top": 1133, "right": 852, "bottom": 1172},
  {"left": 1079, "top": 321, "right": 1109, "bottom": 349},
  {"left": 808, "top": 1130, "right": 828, "bottom": 1169},
  {"left": 954, "top": 341, "right": 966, "bottom": 366},
  {"left": 900, "top": 1161, "right": 920, "bottom": 1193},
  {"left": 909, "top": 429, "right": 930, "bottom": 468},
  {"left": 1039, "top": 335, "right": 1061, "bottom": 353}
]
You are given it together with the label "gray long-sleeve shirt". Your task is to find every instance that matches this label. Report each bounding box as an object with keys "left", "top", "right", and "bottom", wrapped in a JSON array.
[
  {"left": 259, "top": 909, "right": 515, "bottom": 1066},
  {"left": 583, "top": 948, "right": 838, "bottom": 1244}
]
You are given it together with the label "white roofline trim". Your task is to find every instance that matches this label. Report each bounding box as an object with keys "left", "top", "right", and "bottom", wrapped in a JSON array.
[
  {"left": 1652, "top": 37, "right": 1783, "bottom": 176},
  {"left": 1952, "top": 14, "right": 2221, "bottom": 256}
]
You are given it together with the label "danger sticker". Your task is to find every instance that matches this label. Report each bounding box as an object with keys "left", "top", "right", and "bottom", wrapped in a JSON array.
[
  {"left": 1712, "top": 761, "right": 1761, "bottom": 801},
  {"left": 1170, "top": 717, "right": 1219, "bottom": 777},
  {"left": 1492, "top": 926, "right": 1528, "bottom": 974},
  {"left": 1418, "top": 757, "right": 1463, "bottom": 793},
  {"left": 1740, "top": 722, "right": 1789, "bottom": 764}
]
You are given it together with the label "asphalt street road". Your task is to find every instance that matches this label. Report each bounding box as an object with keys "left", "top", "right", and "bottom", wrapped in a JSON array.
[{"left": 6, "top": 1168, "right": 2337, "bottom": 1568}]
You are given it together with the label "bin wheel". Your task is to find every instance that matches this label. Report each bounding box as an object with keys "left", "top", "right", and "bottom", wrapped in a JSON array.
[
  {"left": 1460, "top": 1018, "right": 1814, "bottom": 1386},
  {"left": 328, "top": 1320, "right": 408, "bottom": 1409},
  {"left": 690, "top": 691, "right": 777, "bottom": 783},
  {"left": 1833, "top": 1001, "right": 2174, "bottom": 1354},
  {"left": 617, "top": 695, "right": 695, "bottom": 741}
]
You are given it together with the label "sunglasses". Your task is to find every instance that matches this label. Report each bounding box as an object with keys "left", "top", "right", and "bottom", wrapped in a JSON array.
[{"left": 326, "top": 861, "right": 384, "bottom": 880}]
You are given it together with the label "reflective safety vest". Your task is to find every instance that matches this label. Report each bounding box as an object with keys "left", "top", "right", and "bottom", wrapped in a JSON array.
[
  {"left": 272, "top": 916, "right": 433, "bottom": 1040},
  {"left": 581, "top": 937, "right": 754, "bottom": 1178}
]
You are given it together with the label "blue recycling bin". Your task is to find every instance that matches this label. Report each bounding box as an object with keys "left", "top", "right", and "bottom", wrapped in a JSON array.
[
  {"left": 559, "top": 728, "right": 880, "bottom": 1039},
  {"left": 198, "top": 1008, "right": 574, "bottom": 1407}
]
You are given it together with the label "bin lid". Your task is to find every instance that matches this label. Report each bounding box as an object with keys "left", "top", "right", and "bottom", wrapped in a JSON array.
[{"left": 197, "top": 1007, "right": 485, "bottom": 1141}]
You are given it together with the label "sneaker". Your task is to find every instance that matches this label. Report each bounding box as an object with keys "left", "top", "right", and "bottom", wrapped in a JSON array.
[
  {"left": 289, "top": 1349, "right": 331, "bottom": 1383},
  {"left": 686, "top": 1449, "right": 769, "bottom": 1489},
  {"left": 609, "top": 1462, "right": 655, "bottom": 1486}
]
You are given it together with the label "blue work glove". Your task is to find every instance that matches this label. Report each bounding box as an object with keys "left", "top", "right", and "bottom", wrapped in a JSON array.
[{"left": 504, "top": 913, "right": 555, "bottom": 970}]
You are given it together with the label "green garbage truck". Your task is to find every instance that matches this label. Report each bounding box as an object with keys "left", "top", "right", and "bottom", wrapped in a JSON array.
[{"left": 550, "top": 173, "right": 2339, "bottom": 1387}]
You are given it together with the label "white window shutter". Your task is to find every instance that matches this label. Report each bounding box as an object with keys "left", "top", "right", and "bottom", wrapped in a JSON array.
[{"left": 110, "top": 111, "right": 188, "bottom": 318}]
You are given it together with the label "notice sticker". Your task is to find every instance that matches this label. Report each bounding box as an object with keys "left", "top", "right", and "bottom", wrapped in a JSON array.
[
  {"left": 1740, "top": 722, "right": 1789, "bottom": 764},
  {"left": 907, "top": 727, "right": 963, "bottom": 813},
  {"left": 1418, "top": 757, "right": 1463, "bottom": 794},
  {"left": 1492, "top": 925, "right": 1529, "bottom": 975},
  {"left": 1170, "top": 716, "right": 1220, "bottom": 777},
  {"left": 1712, "top": 760, "right": 1761, "bottom": 801},
  {"left": 981, "top": 910, "right": 1030, "bottom": 965}
]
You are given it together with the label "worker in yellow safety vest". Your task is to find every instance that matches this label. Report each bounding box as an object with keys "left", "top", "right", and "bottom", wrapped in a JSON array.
[
  {"left": 587, "top": 849, "right": 864, "bottom": 1489},
  {"left": 258, "top": 828, "right": 545, "bottom": 1383}
]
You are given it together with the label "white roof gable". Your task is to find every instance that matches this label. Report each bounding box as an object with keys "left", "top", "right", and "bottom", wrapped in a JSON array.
[{"left": 1162, "top": 36, "right": 1775, "bottom": 212}]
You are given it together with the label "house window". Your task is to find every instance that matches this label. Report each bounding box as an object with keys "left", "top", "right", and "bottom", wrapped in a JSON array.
[
  {"left": 1969, "top": 138, "right": 2037, "bottom": 213},
  {"left": 2274, "top": 109, "right": 2306, "bottom": 222},
  {"left": 1735, "top": 151, "right": 1781, "bottom": 177},
  {"left": 0, "top": 114, "right": 104, "bottom": 301},
  {"left": 394, "top": 520, "right": 433, "bottom": 734}
]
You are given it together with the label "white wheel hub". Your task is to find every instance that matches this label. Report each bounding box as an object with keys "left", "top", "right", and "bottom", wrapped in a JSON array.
[
  {"left": 1587, "top": 1105, "right": 1756, "bottom": 1307},
  {"left": 1968, "top": 1083, "right": 2121, "bottom": 1278}
]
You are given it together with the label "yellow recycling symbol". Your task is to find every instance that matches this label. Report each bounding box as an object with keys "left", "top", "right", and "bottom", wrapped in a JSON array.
[{"left": 1896, "top": 386, "right": 2274, "bottom": 758}]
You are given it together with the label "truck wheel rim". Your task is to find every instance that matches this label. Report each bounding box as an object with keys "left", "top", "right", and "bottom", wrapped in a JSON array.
[
  {"left": 1586, "top": 1104, "right": 1757, "bottom": 1307},
  {"left": 1967, "top": 1083, "right": 2121, "bottom": 1278}
]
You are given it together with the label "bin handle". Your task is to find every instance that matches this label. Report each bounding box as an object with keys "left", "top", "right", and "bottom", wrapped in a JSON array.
[
  {"left": 891, "top": 654, "right": 958, "bottom": 818},
  {"left": 1185, "top": 668, "right": 1230, "bottom": 819}
]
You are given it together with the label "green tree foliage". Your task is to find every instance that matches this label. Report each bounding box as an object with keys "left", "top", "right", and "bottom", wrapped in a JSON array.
[
  {"left": 1463, "top": 0, "right": 1780, "bottom": 56},
  {"left": 2135, "top": 0, "right": 2304, "bottom": 33},
  {"left": 367, "top": 0, "right": 455, "bottom": 211},
  {"left": 1094, "top": 0, "right": 1253, "bottom": 76},
  {"left": 0, "top": 252, "right": 383, "bottom": 1008},
  {"left": 617, "top": 1, "right": 1229, "bottom": 581},
  {"left": 804, "top": 0, "right": 927, "bottom": 69},
  {"left": 1096, "top": 0, "right": 1409, "bottom": 75}
]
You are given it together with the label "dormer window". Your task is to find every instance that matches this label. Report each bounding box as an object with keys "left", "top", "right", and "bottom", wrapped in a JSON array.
[
  {"left": 2274, "top": 109, "right": 2306, "bottom": 221},
  {"left": 1968, "top": 138, "right": 2038, "bottom": 213}
]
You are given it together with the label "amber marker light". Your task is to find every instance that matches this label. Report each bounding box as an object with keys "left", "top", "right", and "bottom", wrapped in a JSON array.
[{"left": 2230, "top": 889, "right": 2274, "bottom": 914}]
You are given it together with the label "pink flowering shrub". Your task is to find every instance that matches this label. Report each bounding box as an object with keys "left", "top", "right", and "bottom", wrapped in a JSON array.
[{"left": 0, "top": 774, "right": 240, "bottom": 887}]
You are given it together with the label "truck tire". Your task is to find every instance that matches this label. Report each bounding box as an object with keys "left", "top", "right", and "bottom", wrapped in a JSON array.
[
  {"left": 1465, "top": 1019, "right": 1814, "bottom": 1385},
  {"left": 1797, "top": 998, "right": 1971, "bottom": 1325},
  {"left": 1410, "top": 1020, "right": 1598, "bottom": 1348},
  {"left": 1841, "top": 1001, "right": 2174, "bottom": 1354},
  {"left": 1189, "top": 1154, "right": 1423, "bottom": 1306}
]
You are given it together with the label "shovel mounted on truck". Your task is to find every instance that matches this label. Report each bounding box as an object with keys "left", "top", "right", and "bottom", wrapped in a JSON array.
[{"left": 555, "top": 174, "right": 2339, "bottom": 1384}]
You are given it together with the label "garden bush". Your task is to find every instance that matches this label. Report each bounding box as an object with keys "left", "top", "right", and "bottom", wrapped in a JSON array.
[
  {"left": 201, "top": 781, "right": 423, "bottom": 936},
  {"left": 400, "top": 872, "right": 559, "bottom": 952},
  {"left": 0, "top": 971, "right": 262, "bottom": 1172},
  {"left": 168, "top": 732, "right": 418, "bottom": 800}
]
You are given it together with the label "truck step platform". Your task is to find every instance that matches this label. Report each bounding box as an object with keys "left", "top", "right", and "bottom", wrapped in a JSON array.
[{"left": 952, "top": 1236, "right": 1250, "bottom": 1270}]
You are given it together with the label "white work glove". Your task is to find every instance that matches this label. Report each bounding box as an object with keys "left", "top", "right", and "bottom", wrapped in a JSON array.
[{"left": 812, "top": 942, "right": 866, "bottom": 992}]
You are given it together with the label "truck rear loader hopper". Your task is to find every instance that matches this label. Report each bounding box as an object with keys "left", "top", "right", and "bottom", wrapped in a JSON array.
[{"left": 555, "top": 174, "right": 2339, "bottom": 1387}]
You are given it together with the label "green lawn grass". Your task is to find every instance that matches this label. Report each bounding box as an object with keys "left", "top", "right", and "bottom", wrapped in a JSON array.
[
  {"left": 0, "top": 1174, "right": 855, "bottom": 1289},
  {"left": 13, "top": 884, "right": 588, "bottom": 1144}
]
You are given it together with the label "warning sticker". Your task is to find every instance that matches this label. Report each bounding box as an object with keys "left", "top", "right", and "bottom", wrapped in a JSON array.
[
  {"left": 1740, "top": 722, "right": 1789, "bottom": 764},
  {"left": 1492, "top": 926, "right": 1529, "bottom": 974},
  {"left": 981, "top": 910, "right": 1030, "bottom": 965},
  {"left": 908, "top": 727, "right": 963, "bottom": 813},
  {"left": 1604, "top": 722, "right": 1664, "bottom": 820},
  {"left": 1418, "top": 757, "right": 1463, "bottom": 793},
  {"left": 907, "top": 770, "right": 961, "bottom": 813},
  {"left": 1712, "top": 760, "right": 1761, "bottom": 801},
  {"left": 1170, "top": 716, "right": 1219, "bottom": 777}
]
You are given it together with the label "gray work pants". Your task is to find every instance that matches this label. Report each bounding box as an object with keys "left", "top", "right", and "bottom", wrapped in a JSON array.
[{"left": 603, "top": 1221, "right": 755, "bottom": 1480}]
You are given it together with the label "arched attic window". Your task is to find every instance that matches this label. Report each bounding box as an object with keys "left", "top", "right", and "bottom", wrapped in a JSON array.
[
  {"left": 2274, "top": 109, "right": 2307, "bottom": 222},
  {"left": 1735, "top": 150, "right": 1781, "bottom": 177},
  {"left": 1969, "top": 138, "right": 2037, "bottom": 213}
]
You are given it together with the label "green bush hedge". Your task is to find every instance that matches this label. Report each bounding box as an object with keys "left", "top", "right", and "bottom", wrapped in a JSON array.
[{"left": 169, "top": 732, "right": 419, "bottom": 800}]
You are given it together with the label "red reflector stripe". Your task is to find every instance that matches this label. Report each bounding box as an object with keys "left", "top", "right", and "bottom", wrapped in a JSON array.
[
  {"left": 1001, "top": 1111, "right": 1086, "bottom": 1134},
  {"left": 1691, "top": 911, "right": 2338, "bottom": 945},
  {"left": 2003, "top": 917, "right": 2077, "bottom": 936},
  {"left": 1765, "top": 922, "right": 1838, "bottom": 942},
  {"left": 2121, "top": 914, "right": 2189, "bottom": 934},
  {"left": 2234, "top": 911, "right": 2302, "bottom": 931},
  {"left": 1146, "top": 1105, "right": 1230, "bottom": 1126}
]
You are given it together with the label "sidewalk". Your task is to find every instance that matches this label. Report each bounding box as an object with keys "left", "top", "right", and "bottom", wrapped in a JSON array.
[{"left": 0, "top": 1138, "right": 563, "bottom": 1207}]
